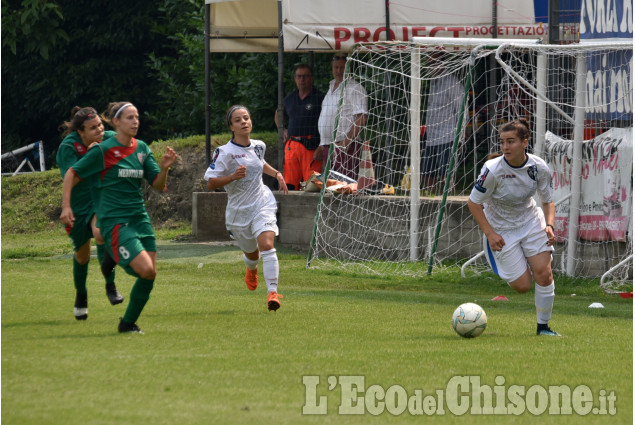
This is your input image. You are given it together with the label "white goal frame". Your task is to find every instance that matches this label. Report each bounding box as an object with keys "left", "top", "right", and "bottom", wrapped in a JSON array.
[{"left": 307, "top": 37, "right": 632, "bottom": 285}]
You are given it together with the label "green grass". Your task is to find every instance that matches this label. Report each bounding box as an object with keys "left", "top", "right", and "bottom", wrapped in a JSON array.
[
  {"left": 2, "top": 232, "right": 633, "bottom": 424},
  {"left": 152, "top": 131, "right": 278, "bottom": 151}
]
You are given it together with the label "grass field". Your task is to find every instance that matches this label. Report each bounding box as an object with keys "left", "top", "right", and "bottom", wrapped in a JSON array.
[{"left": 2, "top": 231, "right": 633, "bottom": 424}]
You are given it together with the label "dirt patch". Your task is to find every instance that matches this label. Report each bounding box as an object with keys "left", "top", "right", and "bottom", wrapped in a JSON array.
[{"left": 144, "top": 144, "right": 279, "bottom": 227}]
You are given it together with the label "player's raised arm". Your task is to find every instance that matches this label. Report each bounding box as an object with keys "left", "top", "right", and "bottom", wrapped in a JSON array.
[{"left": 152, "top": 146, "right": 178, "bottom": 191}]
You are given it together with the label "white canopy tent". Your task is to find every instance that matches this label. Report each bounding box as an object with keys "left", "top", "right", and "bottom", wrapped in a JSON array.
[{"left": 206, "top": 0, "right": 548, "bottom": 52}]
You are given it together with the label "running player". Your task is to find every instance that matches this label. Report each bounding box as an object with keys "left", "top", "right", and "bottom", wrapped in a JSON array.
[
  {"left": 204, "top": 105, "right": 288, "bottom": 311},
  {"left": 467, "top": 119, "right": 560, "bottom": 336},
  {"left": 60, "top": 102, "right": 178, "bottom": 333},
  {"left": 57, "top": 106, "right": 123, "bottom": 321}
]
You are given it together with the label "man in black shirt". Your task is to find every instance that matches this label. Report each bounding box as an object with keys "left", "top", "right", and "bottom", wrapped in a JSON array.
[{"left": 275, "top": 64, "right": 325, "bottom": 190}]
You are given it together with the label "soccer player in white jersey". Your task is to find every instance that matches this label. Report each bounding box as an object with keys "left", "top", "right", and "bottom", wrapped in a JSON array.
[
  {"left": 205, "top": 105, "right": 289, "bottom": 311},
  {"left": 467, "top": 119, "right": 560, "bottom": 336}
]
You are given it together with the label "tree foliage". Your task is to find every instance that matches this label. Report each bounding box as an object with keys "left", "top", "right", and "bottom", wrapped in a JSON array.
[{"left": 1, "top": 0, "right": 336, "bottom": 167}]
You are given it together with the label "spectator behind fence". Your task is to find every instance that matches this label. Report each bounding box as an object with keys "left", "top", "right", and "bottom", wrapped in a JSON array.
[
  {"left": 421, "top": 53, "right": 464, "bottom": 195},
  {"left": 275, "top": 64, "right": 325, "bottom": 190},
  {"left": 317, "top": 54, "right": 368, "bottom": 180}
]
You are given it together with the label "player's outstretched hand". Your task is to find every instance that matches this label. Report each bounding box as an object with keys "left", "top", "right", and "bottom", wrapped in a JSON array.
[{"left": 160, "top": 146, "right": 178, "bottom": 169}]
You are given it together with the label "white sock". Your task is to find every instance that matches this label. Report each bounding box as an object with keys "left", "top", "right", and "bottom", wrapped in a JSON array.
[
  {"left": 243, "top": 253, "right": 259, "bottom": 270},
  {"left": 535, "top": 281, "right": 555, "bottom": 325},
  {"left": 261, "top": 249, "right": 279, "bottom": 293}
]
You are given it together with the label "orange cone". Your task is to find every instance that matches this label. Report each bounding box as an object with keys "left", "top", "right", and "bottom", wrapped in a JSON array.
[{"left": 357, "top": 141, "right": 375, "bottom": 190}]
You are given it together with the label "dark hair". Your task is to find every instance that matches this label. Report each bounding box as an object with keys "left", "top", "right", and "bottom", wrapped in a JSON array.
[
  {"left": 226, "top": 105, "right": 250, "bottom": 129},
  {"left": 487, "top": 119, "right": 530, "bottom": 161},
  {"left": 59, "top": 106, "right": 99, "bottom": 137},
  {"left": 332, "top": 54, "right": 347, "bottom": 62},
  {"left": 499, "top": 119, "right": 530, "bottom": 141},
  {"left": 294, "top": 63, "right": 313, "bottom": 76},
  {"left": 101, "top": 101, "right": 135, "bottom": 127}
]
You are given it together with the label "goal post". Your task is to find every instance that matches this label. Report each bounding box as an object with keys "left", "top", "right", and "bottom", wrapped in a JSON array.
[
  {"left": 307, "top": 38, "right": 632, "bottom": 287},
  {"left": 1, "top": 141, "right": 46, "bottom": 176},
  {"left": 427, "top": 55, "right": 473, "bottom": 275}
]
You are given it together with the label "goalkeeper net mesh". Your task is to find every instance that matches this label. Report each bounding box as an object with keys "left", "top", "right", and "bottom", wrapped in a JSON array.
[{"left": 307, "top": 39, "right": 632, "bottom": 292}]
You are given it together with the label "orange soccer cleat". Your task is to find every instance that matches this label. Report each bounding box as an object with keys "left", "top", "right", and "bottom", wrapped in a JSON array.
[
  {"left": 267, "top": 291, "right": 283, "bottom": 312},
  {"left": 245, "top": 267, "right": 258, "bottom": 291}
]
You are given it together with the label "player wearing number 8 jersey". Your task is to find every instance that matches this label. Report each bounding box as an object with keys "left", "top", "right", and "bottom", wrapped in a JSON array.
[
  {"left": 467, "top": 119, "right": 560, "bottom": 336},
  {"left": 61, "top": 102, "right": 178, "bottom": 334}
]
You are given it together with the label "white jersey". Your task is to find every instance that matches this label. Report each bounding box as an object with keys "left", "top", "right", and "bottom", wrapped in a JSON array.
[
  {"left": 318, "top": 78, "right": 368, "bottom": 146},
  {"left": 469, "top": 153, "right": 553, "bottom": 231},
  {"left": 425, "top": 73, "right": 464, "bottom": 147},
  {"left": 204, "top": 139, "right": 277, "bottom": 228}
]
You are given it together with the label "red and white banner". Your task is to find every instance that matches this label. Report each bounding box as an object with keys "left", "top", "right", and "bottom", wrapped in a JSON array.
[
  {"left": 283, "top": 0, "right": 548, "bottom": 51},
  {"left": 544, "top": 128, "right": 633, "bottom": 242},
  {"left": 285, "top": 24, "right": 548, "bottom": 51},
  {"left": 207, "top": 0, "right": 551, "bottom": 52}
]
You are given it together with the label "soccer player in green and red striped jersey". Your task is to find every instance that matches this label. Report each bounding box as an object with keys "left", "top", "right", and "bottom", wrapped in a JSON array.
[
  {"left": 61, "top": 102, "right": 178, "bottom": 334},
  {"left": 56, "top": 106, "right": 123, "bottom": 321}
]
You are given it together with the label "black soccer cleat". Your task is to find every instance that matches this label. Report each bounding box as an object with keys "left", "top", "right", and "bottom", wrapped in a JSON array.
[
  {"left": 106, "top": 283, "right": 124, "bottom": 305},
  {"left": 118, "top": 318, "right": 144, "bottom": 334},
  {"left": 74, "top": 292, "right": 88, "bottom": 320},
  {"left": 537, "top": 323, "right": 561, "bottom": 336},
  {"left": 101, "top": 251, "right": 117, "bottom": 279}
]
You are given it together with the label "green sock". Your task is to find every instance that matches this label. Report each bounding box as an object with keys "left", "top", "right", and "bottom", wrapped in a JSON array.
[
  {"left": 73, "top": 257, "right": 89, "bottom": 295},
  {"left": 122, "top": 278, "right": 154, "bottom": 324},
  {"left": 96, "top": 244, "right": 116, "bottom": 284}
]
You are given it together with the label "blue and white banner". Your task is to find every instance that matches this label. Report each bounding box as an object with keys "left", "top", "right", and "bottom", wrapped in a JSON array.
[
  {"left": 585, "top": 49, "right": 633, "bottom": 121},
  {"left": 580, "top": 0, "right": 633, "bottom": 121},
  {"left": 580, "top": 0, "right": 633, "bottom": 41}
]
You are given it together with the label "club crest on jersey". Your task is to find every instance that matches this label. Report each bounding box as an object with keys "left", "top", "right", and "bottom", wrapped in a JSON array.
[
  {"left": 305, "top": 103, "right": 314, "bottom": 111},
  {"left": 527, "top": 165, "right": 538, "bottom": 181},
  {"left": 254, "top": 145, "right": 264, "bottom": 160},
  {"left": 137, "top": 152, "right": 146, "bottom": 163},
  {"left": 112, "top": 149, "right": 122, "bottom": 158},
  {"left": 474, "top": 167, "right": 489, "bottom": 193},
  {"left": 74, "top": 142, "right": 87, "bottom": 155}
]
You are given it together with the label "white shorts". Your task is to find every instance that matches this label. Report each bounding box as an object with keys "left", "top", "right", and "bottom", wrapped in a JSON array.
[
  {"left": 484, "top": 220, "right": 553, "bottom": 283},
  {"left": 227, "top": 208, "right": 278, "bottom": 254}
]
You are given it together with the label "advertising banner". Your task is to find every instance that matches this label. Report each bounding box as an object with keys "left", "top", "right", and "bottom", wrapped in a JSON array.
[{"left": 544, "top": 128, "right": 633, "bottom": 242}]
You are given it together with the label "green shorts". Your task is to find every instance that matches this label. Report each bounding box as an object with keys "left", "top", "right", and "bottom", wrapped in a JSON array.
[
  {"left": 103, "top": 218, "right": 156, "bottom": 276},
  {"left": 65, "top": 213, "right": 94, "bottom": 252}
]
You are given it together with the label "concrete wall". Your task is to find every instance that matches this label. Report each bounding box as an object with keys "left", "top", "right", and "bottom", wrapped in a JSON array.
[
  {"left": 192, "top": 191, "right": 481, "bottom": 255},
  {"left": 192, "top": 191, "right": 630, "bottom": 277},
  {"left": 193, "top": 191, "right": 323, "bottom": 245}
]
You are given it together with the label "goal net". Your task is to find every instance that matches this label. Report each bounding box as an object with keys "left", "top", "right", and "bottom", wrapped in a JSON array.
[{"left": 307, "top": 38, "right": 633, "bottom": 289}]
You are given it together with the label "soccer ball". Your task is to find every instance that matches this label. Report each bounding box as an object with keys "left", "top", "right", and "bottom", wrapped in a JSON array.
[{"left": 452, "top": 303, "right": 487, "bottom": 338}]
